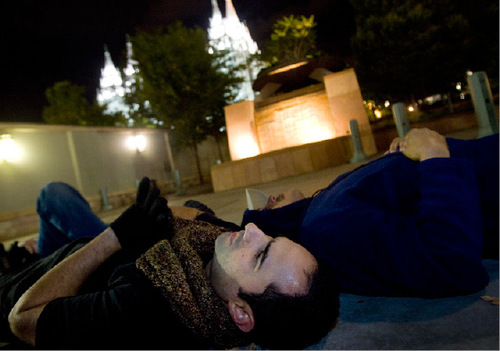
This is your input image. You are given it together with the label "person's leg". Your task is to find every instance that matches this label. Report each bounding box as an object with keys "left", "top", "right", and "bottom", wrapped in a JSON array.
[
  {"left": 36, "top": 182, "right": 107, "bottom": 258},
  {"left": 447, "top": 135, "right": 499, "bottom": 258}
]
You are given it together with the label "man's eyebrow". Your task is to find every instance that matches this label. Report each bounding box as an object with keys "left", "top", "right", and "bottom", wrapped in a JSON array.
[{"left": 258, "top": 239, "right": 275, "bottom": 270}]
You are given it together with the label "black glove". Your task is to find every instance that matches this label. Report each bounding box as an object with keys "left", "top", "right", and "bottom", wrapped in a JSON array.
[{"left": 110, "top": 177, "right": 173, "bottom": 250}]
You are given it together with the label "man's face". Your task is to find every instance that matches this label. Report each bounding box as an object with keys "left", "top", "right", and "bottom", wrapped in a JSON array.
[
  {"left": 265, "top": 189, "right": 305, "bottom": 209},
  {"left": 208, "top": 223, "right": 317, "bottom": 301}
]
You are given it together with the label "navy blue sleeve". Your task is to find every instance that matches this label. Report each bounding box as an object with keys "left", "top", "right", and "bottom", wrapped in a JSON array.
[
  {"left": 301, "top": 156, "right": 490, "bottom": 297},
  {"left": 241, "top": 198, "right": 310, "bottom": 240}
]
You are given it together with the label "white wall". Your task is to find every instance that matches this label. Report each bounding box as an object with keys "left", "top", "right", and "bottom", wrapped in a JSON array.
[{"left": 0, "top": 123, "right": 229, "bottom": 214}]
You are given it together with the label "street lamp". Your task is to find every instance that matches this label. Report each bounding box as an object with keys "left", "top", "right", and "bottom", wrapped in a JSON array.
[
  {"left": 0, "top": 133, "right": 21, "bottom": 162},
  {"left": 127, "top": 134, "right": 147, "bottom": 153}
]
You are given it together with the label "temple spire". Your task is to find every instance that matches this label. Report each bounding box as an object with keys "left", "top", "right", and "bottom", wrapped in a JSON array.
[
  {"left": 97, "top": 45, "right": 129, "bottom": 119},
  {"left": 211, "top": 0, "right": 222, "bottom": 18},
  {"left": 207, "top": 0, "right": 264, "bottom": 101},
  {"left": 225, "top": 0, "right": 239, "bottom": 22}
]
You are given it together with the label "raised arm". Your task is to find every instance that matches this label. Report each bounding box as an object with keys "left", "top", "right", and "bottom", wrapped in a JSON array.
[
  {"left": 8, "top": 177, "right": 172, "bottom": 346},
  {"left": 8, "top": 228, "right": 121, "bottom": 346}
]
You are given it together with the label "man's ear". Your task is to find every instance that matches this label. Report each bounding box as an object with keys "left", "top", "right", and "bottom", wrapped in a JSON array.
[{"left": 227, "top": 299, "right": 255, "bottom": 333}]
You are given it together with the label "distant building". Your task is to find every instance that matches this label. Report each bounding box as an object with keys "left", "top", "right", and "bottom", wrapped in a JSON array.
[
  {"left": 97, "top": 0, "right": 263, "bottom": 121},
  {"left": 207, "top": 0, "right": 264, "bottom": 101},
  {"left": 96, "top": 47, "right": 128, "bottom": 118},
  {"left": 122, "top": 37, "right": 140, "bottom": 98}
]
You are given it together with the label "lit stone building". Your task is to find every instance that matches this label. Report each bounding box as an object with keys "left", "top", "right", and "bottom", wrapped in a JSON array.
[
  {"left": 96, "top": 47, "right": 128, "bottom": 117},
  {"left": 97, "top": 0, "right": 263, "bottom": 122},
  {"left": 207, "top": 0, "right": 264, "bottom": 101}
]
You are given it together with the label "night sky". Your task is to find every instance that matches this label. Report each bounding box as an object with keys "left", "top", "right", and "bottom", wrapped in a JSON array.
[{"left": 0, "top": 0, "right": 355, "bottom": 123}]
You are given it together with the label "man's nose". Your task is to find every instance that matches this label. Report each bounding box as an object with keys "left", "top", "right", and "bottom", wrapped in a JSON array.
[{"left": 243, "top": 223, "right": 266, "bottom": 244}]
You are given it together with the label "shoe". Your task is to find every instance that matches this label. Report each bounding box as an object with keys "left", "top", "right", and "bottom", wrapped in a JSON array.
[
  {"left": 5, "top": 242, "right": 39, "bottom": 272},
  {"left": 0, "top": 243, "right": 10, "bottom": 274}
]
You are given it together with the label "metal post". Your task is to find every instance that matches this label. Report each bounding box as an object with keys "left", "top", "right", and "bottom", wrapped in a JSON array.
[
  {"left": 174, "top": 170, "right": 186, "bottom": 195},
  {"left": 99, "top": 187, "right": 113, "bottom": 211},
  {"left": 349, "top": 119, "right": 368, "bottom": 163},
  {"left": 467, "top": 71, "right": 499, "bottom": 137},
  {"left": 392, "top": 102, "right": 410, "bottom": 137}
]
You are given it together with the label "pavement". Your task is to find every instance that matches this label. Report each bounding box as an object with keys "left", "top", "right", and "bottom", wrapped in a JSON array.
[
  {"left": 160, "top": 127, "right": 498, "bottom": 350},
  {"left": 3, "top": 127, "right": 499, "bottom": 350},
  {"left": 2, "top": 127, "right": 481, "bottom": 249},
  {"left": 1, "top": 149, "right": 366, "bottom": 249},
  {"left": 102, "top": 127, "right": 482, "bottom": 227}
]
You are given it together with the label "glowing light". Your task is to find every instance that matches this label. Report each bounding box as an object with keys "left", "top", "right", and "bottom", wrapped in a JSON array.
[
  {"left": 408, "top": 106, "right": 415, "bottom": 112},
  {"left": 268, "top": 61, "right": 309, "bottom": 76},
  {"left": 456, "top": 82, "right": 462, "bottom": 91},
  {"left": 127, "top": 134, "right": 147, "bottom": 153},
  {"left": 384, "top": 100, "right": 390, "bottom": 108},
  {"left": 97, "top": 47, "right": 129, "bottom": 117},
  {"left": 374, "top": 109, "right": 382, "bottom": 119},
  {"left": 233, "top": 136, "right": 260, "bottom": 159},
  {"left": 294, "top": 111, "right": 333, "bottom": 144},
  {"left": 0, "top": 134, "right": 21, "bottom": 162}
]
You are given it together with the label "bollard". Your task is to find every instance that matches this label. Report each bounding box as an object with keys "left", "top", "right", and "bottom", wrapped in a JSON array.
[
  {"left": 392, "top": 102, "right": 410, "bottom": 137},
  {"left": 99, "top": 187, "right": 113, "bottom": 211},
  {"left": 174, "top": 170, "right": 186, "bottom": 195},
  {"left": 349, "top": 119, "right": 368, "bottom": 163},
  {"left": 467, "top": 71, "right": 499, "bottom": 137}
]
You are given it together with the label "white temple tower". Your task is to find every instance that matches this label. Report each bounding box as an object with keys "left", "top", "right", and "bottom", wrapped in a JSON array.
[
  {"left": 123, "top": 37, "right": 140, "bottom": 96},
  {"left": 96, "top": 47, "right": 128, "bottom": 117},
  {"left": 208, "top": 0, "right": 264, "bottom": 101},
  {"left": 97, "top": 0, "right": 263, "bottom": 117}
]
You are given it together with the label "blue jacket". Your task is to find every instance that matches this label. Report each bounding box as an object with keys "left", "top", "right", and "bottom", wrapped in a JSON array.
[{"left": 242, "top": 136, "right": 499, "bottom": 297}]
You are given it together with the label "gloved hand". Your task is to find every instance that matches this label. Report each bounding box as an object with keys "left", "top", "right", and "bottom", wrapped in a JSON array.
[{"left": 110, "top": 177, "right": 173, "bottom": 250}]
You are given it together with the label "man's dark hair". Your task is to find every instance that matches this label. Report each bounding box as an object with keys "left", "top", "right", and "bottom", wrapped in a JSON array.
[{"left": 238, "top": 259, "right": 339, "bottom": 349}]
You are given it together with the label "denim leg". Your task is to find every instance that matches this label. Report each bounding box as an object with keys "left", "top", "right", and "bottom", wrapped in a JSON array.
[{"left": 36, "top": 182, "right": 108, "bottom": 258}]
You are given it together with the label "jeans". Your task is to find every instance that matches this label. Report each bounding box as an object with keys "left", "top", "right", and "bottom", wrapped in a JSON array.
[{"left": 36, "top": 183, "right": 107, "bottom": 258}]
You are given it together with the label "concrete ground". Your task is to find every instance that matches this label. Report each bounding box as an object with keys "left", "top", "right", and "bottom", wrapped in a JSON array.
[
  {"left": 3, "top": 128, "right": 497, "bottom": 350},
  {"left": 103, "top": 127, "right": 481, "bottom": 227},
  {"left": 3, "top": 128, "right": 481, "bottom": 248}
]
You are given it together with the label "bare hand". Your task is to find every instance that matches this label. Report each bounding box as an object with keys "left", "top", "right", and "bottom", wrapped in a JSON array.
[
  {"left": 387, "top": 128, "right": 450, "bottom": 161},
  {"left": 22, "top": 238, "right": 39, "bottom": 255}
]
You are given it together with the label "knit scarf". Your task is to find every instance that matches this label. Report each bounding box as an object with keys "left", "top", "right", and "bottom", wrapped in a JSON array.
[{"left": 136, "top": 217, "right": 251, "bottom": 349}]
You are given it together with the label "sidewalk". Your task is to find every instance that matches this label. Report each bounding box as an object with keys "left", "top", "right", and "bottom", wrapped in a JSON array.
[
  {"left": 2, "top": 127, "right": 480, "bottom": 248},
  {"left": 141, "top": 127, "right": 482, "bottom": 226}
]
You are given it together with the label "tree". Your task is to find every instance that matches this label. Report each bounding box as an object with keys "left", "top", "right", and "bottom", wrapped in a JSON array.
[
  {"left": 43, "top": 81, "right": 126, "bottom": 126},
  {"left": 260, "top": 15, "right": 322, "bottom": 68},
  {"left": 455, "top": 0, "right": 499, "bottom": 88},
  {"left": 130, "top": 22, "right": 240, "bottom": 183},
  {"left": 350, "top": 0, "right": 471, "bottom": 102},
  {"left": 122, "top": 75, "right": 159, "bottom": 128},
  {"left": 43, "top": 81, "right": 90, "bottom": 125}
]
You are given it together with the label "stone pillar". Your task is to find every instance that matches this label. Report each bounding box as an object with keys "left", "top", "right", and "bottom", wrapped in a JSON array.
[
  {"left": 349, "top": 119, "right": 368, "bottom": 163},
  {"left": 224, "top": 101, "right": 260, "bottom": 161},
  {"left": 392, "top": 102, "right": 410, "bottom": 137},
  {"left": 467, "top": 71, "right": 499, "bottom": 137},
  {"left": 324, "top": 68, "right": 377, "bottom": 156}
]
